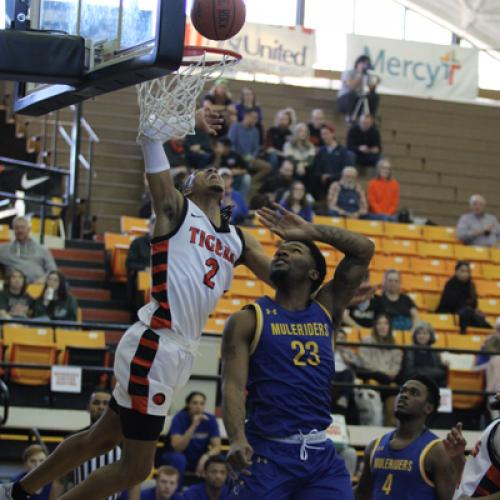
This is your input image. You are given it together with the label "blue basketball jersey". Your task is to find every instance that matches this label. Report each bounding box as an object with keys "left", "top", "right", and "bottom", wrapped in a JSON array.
[
  {"left": 371, "top": 429, "right": 441, "bottom": 499},
  {"left": 245, "top": 296, "right": 335, "bottom": 438}
]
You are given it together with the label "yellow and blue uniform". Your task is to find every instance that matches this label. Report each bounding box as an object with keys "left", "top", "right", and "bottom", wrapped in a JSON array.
[
  {"left": 371, "top": 429, "right": 441, "bottom": 499},
  {"left": 230, "top": 296, "right": 352, "bottom": 499}
]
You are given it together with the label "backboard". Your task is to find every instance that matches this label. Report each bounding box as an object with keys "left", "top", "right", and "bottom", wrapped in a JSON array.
[{"left": 13, "top": 0, "right": 186, "bottom": 115}]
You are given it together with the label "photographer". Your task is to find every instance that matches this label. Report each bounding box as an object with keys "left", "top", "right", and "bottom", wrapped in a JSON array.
[{"left": 336, "top": 55, "right": 380, "bottom": 122}]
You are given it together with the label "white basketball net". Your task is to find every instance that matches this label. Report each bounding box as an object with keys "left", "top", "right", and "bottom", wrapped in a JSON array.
[{"left": 136, "top": 49, "right": 240, "bottom": 142}]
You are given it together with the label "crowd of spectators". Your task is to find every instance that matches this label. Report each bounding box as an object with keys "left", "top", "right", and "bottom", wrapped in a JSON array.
[{"left": 0, "top": 216, "right": 78, "bottom": 321}]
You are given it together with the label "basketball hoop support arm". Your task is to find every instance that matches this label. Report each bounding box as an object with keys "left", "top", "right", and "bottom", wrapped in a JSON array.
[
  {"left": 12, "top": 0, "right": 31, "bottom": 30},
  {"left": 65, "top": 103, "right": 83, "bottom": 239}
]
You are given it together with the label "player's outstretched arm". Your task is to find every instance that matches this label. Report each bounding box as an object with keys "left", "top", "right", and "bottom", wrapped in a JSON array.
[
  {"left": 239, "top": 230, "right": 273, "bottom": 287},
  {"left": 140, "top": 138, "right": 184, "bottom": 238},
  {"left": 221, "top": 309, "right": 255, "bottom": 474},
  {"left": 355, "top": 440, "right": 376, "bottom": 499},
  {"left": 427, "top": 440, "right": 466, "bottom": 500},
  {"left": 257, "top": 203, "right": 374, "bottom": 319}
]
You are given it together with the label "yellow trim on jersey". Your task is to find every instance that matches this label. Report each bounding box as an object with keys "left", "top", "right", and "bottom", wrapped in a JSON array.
[
  {"left": 314, "top": 300, "right": 333, "bottom": 324},
  {"left": 370, "top": 436, "right": 383, "bottom": 467},
  {"left": 249, "top": 303, "right": 264, "bottom": 355},
  {"left": 419, "top": 439, "right": 441, "bottom": 487},
  {"left": 314, "top": 300, "right": 334, "bottom": 350}
]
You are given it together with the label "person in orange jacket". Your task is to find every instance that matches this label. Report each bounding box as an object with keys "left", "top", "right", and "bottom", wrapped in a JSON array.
[{"left": 367, "top": 159, "right": 400, "bottom": 221}]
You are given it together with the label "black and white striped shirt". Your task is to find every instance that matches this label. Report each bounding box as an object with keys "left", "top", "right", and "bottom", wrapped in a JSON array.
[{"left": 73, "top": 445, "right": 122, "bottom": 500}]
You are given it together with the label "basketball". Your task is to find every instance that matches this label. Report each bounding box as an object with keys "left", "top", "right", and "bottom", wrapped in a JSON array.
[{"left": 190, "top": 0, "right": 246, "bottom": 41}]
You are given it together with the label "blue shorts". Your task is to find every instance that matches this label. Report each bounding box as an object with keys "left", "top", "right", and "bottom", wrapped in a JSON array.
[{"left": 228, "top": 437, "right": 353, "bottom": 500}]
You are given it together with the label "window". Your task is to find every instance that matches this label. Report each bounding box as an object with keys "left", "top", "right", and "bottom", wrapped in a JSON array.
[
  {"left": 186, "top": 0, "right": 296, "bottom": 27},
  {"left": 478, "top": 51, "right": 500, "bottom": 91},
  {"left": 304, "top": 0, "right": 355, "bottom": 70},
  {"left": 354, "top": 0, "right": 405, "bottom": 40},
  {"left": 404, "top": 9, "right": 452, "bottom": 45}
]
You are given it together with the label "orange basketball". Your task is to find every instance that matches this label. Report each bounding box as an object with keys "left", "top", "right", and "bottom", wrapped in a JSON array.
[{"left": 190, "top": 0, "right": 246, "bottom": 41}]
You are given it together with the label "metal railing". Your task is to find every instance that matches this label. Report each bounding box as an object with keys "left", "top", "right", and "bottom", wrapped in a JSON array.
[{"left": 36, "top": 104, "right": 100, "bottom": 237}]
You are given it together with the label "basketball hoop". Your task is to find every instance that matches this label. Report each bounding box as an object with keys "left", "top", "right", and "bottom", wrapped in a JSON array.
[{"left": 137, "top": 45, "right": 241, "bottom": 142}]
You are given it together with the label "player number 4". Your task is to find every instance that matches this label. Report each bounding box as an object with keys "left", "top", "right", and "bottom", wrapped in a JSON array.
[
  {"left": 382, "top": 473, "right": 393, "bottom": 495},
  {"left": 291, "top": 340, "right": 320, "bottom": 366}
]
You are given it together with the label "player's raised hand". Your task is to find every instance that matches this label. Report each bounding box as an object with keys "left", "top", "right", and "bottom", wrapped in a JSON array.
[
  {"left": 349, "top": 282, "right": 381, "bottom": 306},
  {"left": 195, "top": 108, "right": 223, "bottom": 135},
  {"left": 443, "top": 422, "right": 466, "bottom": 458},
  {"left": 226, "top": 439, "right": 254, "bottom": 476},
  {"left": 257, "top": 203, "right": 312, "bottom": 241}
]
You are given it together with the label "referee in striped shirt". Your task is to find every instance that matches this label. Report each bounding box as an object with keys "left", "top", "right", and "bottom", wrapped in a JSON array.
[{"left": 51, "top": 390, "right": 141, "bottom": 500}]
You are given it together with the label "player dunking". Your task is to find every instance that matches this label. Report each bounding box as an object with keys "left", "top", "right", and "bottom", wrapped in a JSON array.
[
  {"left": 1, "top": 112, "right": 275, "bottom": 500},
  {"left": 356, "top": 375, "right": 466, "bottom": 500},
  {"left": 221, "top": 204, "right": 374, "bottom": 499}
]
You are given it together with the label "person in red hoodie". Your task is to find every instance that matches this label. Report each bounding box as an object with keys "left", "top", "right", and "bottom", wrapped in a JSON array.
[{"left": 367, "top": 159, "right": 400, "bottom": 221}]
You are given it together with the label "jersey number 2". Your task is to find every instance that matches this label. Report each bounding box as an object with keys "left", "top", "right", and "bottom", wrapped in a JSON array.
[{"left": 203, "top": 258, "right": 220, "bottom": 289}]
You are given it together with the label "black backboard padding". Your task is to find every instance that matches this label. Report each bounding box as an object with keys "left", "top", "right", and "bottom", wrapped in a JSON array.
[
  {"left": 0, "top": 30, "right": 85, "bottom": 84},
  {"left": 13, "top": 0, "right": 186, "bottom": 116}
]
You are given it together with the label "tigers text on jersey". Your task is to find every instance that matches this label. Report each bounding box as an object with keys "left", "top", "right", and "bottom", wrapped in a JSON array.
[
  {"left": 138, "top": 198, "right": 244, "bottom": 341},
  {"left": 454, "top": 419, "right": 500, "bottom": 498},
  {"left": 370, "top": 429, "right": 441, "bottom": 499},
  {"left": 245, "top": 295, "right": 335, "bottom": 438}
]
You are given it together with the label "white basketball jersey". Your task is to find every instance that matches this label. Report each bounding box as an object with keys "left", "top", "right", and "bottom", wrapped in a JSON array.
[
  {"left": 454, "top": 419, "right": 500, "bottom": 498},
  {"left": 138, "top": 199, "right": 244, "bottom": 341}
]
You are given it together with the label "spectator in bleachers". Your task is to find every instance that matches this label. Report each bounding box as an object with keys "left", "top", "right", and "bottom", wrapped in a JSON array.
[
  {"left": 307, "top": 108, "right": 327, "bottom": 148},
  {"left": 258, "top": 159, "right": 295, "bottom": 202},
  {"left": 184, "top": 127, "right": 213, "bottom": 170},
  {"left": 0, "top": 216, "right": 57, "bottom": 283},
  {"left": 220, "top": 168, "right": 249, "bottom": 225},
  {"left": 0, "top": 268, "right": 33, "bottom": 318},
  {"left": 477, "top": 317, "right": 500, "bottom": 366},
  {"left": 336, "top": 55, "right": 380, "bottom": 121},
  {"left": 13, "top": 445, "right": 51, "bottom": 500},
  {"left": 32, "top": 270, "right": 78, "bottom": 321},
  {"left": 139, "top": 466, "right": 181, "bottom": 500},
  {"left": 346, "top": 113, "right": 382, "bottom": 168},
  {"left": 400, "top": 322, "right": 447, "bottom": 387},
  {"left": 264, "top": 109, "right": 292, "bottom": 170},
  {"left": 311, "top": 126, "right": 355, "bottom": 199},
  {"left": 235, "top": 87, "right": 263, "bottom": 143},
  {"left": 279, "top": 181, "right": 313, "bottom": 222},
  {"left": 436, "top": 261, "right": 491, "bottom": 334},
  {"left": 209, "top": 138, "right": 251, "bottom": 201},
  {"left": 477, "top": 318, "right": 500, "bottom": 419},
  {"left": 283, "top": 123, "right": 315, "bottom": 182},
  {"left": 367, "top": 159, "right": 400, "bottom": 221},
  {"left": 182, "top": 455, "right": 229, "bottom": 500},
  {"left": 343, "top": 272, "right": 378, "bottom": 328},
  {"left": 203, "top": 78, "right": 236, "bottom": 137},
  {"left": 227, "top": 110, "right": 272, "bottom": 192},
  {"left": 332, "top": 328, "right": 361, "bottom": 418},
  {"left": 358, "top": 313, "right": 403, "bottom": 425},
  {"left": 164, "top": 140, "right": 189, "bottom": 175},
  {"left": 160, "top": 392, "right": 221, "bottom": 482},
  {"left": 374, "top": 269, "right": 419, "bottom": 330},
  {"left": 456, "top": 194, "right": 500, "bottom": 247},
  {"left": 139, "top": 175, "right": 152, "bottom": 219},
  {"left": 326, "top": 166, "right": 368, "bottom": 219}
]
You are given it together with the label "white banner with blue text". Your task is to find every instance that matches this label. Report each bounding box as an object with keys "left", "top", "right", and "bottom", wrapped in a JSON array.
[
  {"left": 346, "top": 34, "right": 478, "bottom": 101},
  {"left": 185, "top": 22, "right": 317, "bottom": 77}
]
